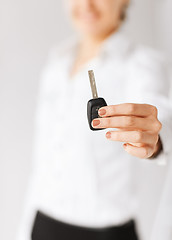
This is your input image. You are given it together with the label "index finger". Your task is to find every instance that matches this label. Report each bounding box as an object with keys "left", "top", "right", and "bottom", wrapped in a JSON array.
[{"left": 98, "top": 103, "right": 157, "bottom": 118}]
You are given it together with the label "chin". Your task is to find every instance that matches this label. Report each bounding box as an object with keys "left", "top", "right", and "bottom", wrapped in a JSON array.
[{"left": 77, "top": 23, "right": 104, "bottom": 35}]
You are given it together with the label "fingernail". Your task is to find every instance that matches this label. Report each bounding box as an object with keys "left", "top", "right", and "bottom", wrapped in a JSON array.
[
  {"left": 92, "top": 119, "right": 100, "bottom": 127},
  {"left": 98, "top": 108, "right": 106, "bottom": 116},
  {"left": 106, "top": 132, "right": 111, "bottom": 139}
]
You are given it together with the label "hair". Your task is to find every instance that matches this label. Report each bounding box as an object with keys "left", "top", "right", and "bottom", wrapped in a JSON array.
[{"left": 120, "top": 3, "right": 129, "bottom": 21}]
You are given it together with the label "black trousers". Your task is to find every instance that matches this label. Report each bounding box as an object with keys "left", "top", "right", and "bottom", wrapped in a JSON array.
[{"left": 31, "top": 210, "right": 139, "bottom": 240}]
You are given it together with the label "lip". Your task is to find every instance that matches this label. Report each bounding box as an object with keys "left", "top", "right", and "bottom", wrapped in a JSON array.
[{"left": 77, "top": 12, "right": 99, "bottom": 22}]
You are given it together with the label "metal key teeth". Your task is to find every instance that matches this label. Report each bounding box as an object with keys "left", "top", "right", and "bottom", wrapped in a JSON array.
[{"left": 88, "top": 70, "right": 98, "bottom": 99}]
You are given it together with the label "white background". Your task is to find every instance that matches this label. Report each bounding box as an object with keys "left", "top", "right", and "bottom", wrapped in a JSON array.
[{"left": 0, "top": 0, "right": 172, "bottom": 240}]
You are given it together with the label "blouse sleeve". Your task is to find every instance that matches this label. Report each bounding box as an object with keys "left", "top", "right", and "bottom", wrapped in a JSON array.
[
  {"left": 150, "top": 160, "right": 172, "bottom": 240},
  {"left": 127, "top": 45, "right": 172, "bottom": 165},
  {"left": 15, "top": 47, "right": 61, "bottom": 240}
]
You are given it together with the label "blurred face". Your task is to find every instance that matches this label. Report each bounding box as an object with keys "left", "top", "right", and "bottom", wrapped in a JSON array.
[{"left": 67, "top": 0, "right": 129, "bottom": 38}]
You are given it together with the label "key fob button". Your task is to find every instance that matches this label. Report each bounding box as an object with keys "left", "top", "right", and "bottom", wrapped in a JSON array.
[{"left": 92, "top": 106, "right": 100, "bottom": 119}]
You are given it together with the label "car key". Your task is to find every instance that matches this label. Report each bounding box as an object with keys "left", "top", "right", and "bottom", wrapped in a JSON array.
[{"left": 87, "top": 70, "right": 107, "bottom": 131}]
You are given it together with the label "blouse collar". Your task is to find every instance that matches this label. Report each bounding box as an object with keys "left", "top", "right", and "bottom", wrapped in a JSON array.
[
  {"left": 98, "top": 28, "right": 132, "bottom": 59},
  {"left": 57, "top": 28, "right": 132, "bottom": 82},
  {"left": 62, "top": 28, "right": 131, "bottom": 61}
]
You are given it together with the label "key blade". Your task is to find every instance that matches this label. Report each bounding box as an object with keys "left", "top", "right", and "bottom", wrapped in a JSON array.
[{"left": 88, "top": 70, "right": 98, "bottom": 99}]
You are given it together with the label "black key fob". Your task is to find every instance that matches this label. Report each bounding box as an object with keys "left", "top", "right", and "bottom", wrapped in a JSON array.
[{"left": 87, "top": 97, "right": 107, "bottom": 131}]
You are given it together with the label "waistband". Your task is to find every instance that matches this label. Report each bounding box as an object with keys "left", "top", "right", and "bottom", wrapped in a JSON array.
[{"left": 31, "top": 210, "right": 139, "bottom": 240}]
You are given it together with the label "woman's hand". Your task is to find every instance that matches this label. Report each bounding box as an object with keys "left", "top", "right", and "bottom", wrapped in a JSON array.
[{"left": 91, "top": 103, "right": 162, "bottom": 159}]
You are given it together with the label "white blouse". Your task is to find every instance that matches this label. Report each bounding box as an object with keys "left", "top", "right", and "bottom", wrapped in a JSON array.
[{"left": 16, "top": 30, "right": 172, "bottom": 240}]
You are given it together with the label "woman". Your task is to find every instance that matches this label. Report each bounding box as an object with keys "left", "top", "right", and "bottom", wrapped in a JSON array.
[{"left": 17, "top": 0, "right": 172, "bottom": 240}]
